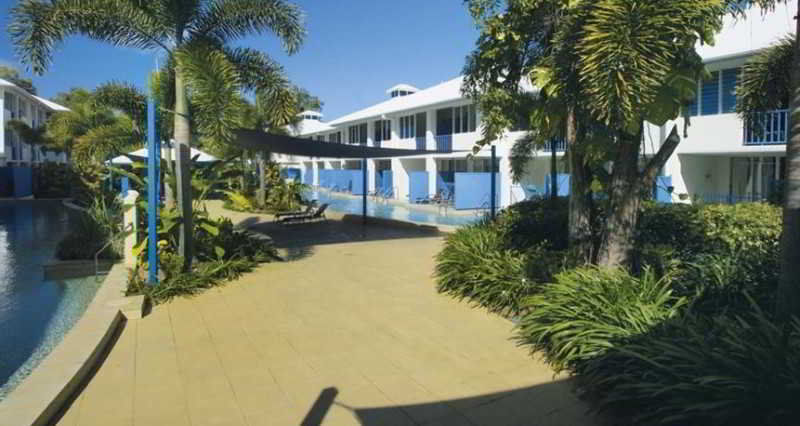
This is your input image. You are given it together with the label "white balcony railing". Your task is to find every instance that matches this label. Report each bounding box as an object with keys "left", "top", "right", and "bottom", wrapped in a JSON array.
[{"left": 744, "top": 109, "right": 788, "bottom": 145}]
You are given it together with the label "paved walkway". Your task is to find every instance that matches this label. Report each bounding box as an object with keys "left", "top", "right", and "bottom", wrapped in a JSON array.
[{"left": 56, "top": 204, "right": 597, "bottom": 426}]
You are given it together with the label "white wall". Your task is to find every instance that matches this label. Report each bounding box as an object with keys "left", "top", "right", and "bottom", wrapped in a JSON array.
[{"left": 697, "top": 2, "right": 797, "bottom": 61}]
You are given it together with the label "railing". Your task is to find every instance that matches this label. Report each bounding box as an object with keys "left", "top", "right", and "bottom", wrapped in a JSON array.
[
  {"left": 744, "top": 109, "right": 788, "bottom": 145},
  {"left": 415, "top": 136, "right": 426, "bottom": 151},
  {"left": 544, "top": 140, "right": 567, "bottom": 152},
  {"left": 435, "top": 134, "right": 452, "bottom": 152}
]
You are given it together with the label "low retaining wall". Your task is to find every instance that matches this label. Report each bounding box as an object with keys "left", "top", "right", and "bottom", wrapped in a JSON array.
[{"left": 0, "top": 263, "right": 144, "bottom": 426}]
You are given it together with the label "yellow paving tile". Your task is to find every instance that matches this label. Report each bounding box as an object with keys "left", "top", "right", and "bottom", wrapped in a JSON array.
[{"left": 56, "top": 204, "right": 598, "bottom": 426}]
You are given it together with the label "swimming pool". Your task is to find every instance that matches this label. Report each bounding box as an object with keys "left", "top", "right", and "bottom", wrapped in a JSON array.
[
  {"left": 308, "top": 190, "right": 484, "bottom": 227},
  {"left": 0, "top": 201, "right": 103, "bottom": 400}
]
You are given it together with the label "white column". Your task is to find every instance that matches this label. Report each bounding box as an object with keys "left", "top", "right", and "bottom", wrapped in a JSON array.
[
  {"left": 392, "top": 158, "right": 408, "bottom": 201},
  {"left": 426, "top": 110, "right": 436, "bottom": 151},
  {"left": 123, "top": 190, "right": 140, "bottom": 267},
  {"left": 499, "top": 155, "right": 513, "bottom": 208},
  {"left": 312, "top": 161, "right": 319, "bottom": 186},
  {"left": 0, "top": 88, "right": 5, "bottom": 163},
  {"left": 425, "top": 157, "right": 437, "bottom": 196},
  {"left": 367, "top": 159, "right": 377, "bottom": 192}
]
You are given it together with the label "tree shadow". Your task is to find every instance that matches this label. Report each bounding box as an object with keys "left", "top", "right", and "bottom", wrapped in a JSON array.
[
  {"left": 242, "top": 216, "right": 444, "bottom": 263},
  {"left": 299, "top": 379, "right": 603, "bottom": 426}
]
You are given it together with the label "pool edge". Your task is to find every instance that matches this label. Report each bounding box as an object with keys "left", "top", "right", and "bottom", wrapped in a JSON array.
[{"left": 0, "top": 263, "right": 142, "bottom": 426}]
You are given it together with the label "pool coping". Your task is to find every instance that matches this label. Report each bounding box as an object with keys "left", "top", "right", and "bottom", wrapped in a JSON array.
[{"left": 0, "top": 263, "right": 143, "bottom": 426}]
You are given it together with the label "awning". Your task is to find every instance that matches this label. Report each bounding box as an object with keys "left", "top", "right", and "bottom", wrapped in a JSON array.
[{"left": 233, "top": 129, "right": 461, "bottom": 159}]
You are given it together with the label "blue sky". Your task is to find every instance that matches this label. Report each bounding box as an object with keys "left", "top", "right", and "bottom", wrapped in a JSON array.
[{"left": 0, "top": 0, "right": 479, "bottom": 119}]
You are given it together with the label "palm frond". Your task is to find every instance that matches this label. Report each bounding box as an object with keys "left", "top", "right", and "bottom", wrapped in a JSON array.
[
  {"left": 192, "top": 0, "right": 305, "bottom": 53},
  {"left": 10, "top": 0, "right": 171, "bottom": 74},
  {"left": 736, "top": 35, "right": 793, "bottom": 118}
]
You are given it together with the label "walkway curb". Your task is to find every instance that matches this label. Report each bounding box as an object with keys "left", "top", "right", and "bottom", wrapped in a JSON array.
[{"left": 0, "top": 263, "right": 142, "bottom": 426}]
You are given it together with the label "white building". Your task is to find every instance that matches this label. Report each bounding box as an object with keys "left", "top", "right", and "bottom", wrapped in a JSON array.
[
  {"left": 277, "top": 2, "right": 796, "bottom": 209},
  {"left": 1, "top": 78, "right": 69, "bottom": 167}
]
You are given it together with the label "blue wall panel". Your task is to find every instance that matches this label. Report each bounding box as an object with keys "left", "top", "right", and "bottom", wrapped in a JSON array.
[
  {"left": 545, "top": 174, "right": 571, "bottom": 197},
  {"left": 302, "top": 168, "right": 312, "bottom": 185},
  {"left": 454, "top": 173, "right": 500, "bottom": 210},
  {"left": 12, "top": 167, "right": 32, "bottom": 198},
  {"left": 654, "top": 175, "right": 673, "bottom": 203},
  {"left": 409, "top": 171, "right": 429, "bottom": 202}
]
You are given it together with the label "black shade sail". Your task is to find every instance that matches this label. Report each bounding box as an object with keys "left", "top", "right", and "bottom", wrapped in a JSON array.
[{"left": 233, "top": 129, "right": 457, "bottom": 159}]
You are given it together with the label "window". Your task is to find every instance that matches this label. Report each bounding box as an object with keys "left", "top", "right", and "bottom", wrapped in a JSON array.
[
  {"left": 722, "top": 68, "right": 740, "bottom": 113},
  {"left": 328, "top": 131, "right": 342, "bottom": 143},
  {"left": 374, "top": 119, "right": 391, "bottom": 142},
  {"left": 18, "top": 99, "right": 27, "bottom": 119},
  {"left": 4, "top": 92, "right": 15, "bottom": 115},
  {"left": 399, "top": 114, "right": 416, "bottom": 139},
  {"left": 473, "top": 158, "right": 501, "bottom": 172},
  {"left": 348, "top": 123, "right": 367, "bottom": 145},
  {"left": 315, "top": 135, "right": 326, "bottom": 141},
  {"left": 436, "top": 108, "right": 453, "bottom": 135}
]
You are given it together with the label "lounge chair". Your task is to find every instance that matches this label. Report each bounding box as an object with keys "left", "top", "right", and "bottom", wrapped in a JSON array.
[
  {"left": 279, "top": 204, "right": 329, "bottom": 225},
  {"left": 273, "top": 203, "right": 314, "bottom": 222}
]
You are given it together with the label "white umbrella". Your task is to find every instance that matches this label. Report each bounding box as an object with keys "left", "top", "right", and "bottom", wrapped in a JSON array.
[{"left": 109, "top": 146, "right": 218, "bottom": 165}]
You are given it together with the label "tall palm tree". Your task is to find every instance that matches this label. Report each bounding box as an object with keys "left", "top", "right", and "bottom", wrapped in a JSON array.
[{"left": 10, "top": 0, "right": 305, "bottom": 268}]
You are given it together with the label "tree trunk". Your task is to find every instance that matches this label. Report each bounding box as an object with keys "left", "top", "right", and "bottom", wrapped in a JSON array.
[
  {"left": 776, "top": 3, "right": 800, "bottom": 321},
  {"left": 596, "top": 128, "right": 643, "bottom": 267},
  {"left": 258, "top": 153, "right": 266, "bottom": 207},
  {"left": 163, "top": 142, "right": 175, "bottom": 209},
  {"left": 566, "top": 109, "right": 594, "bottom": 262},
  {"left": 173, "top": 69, "right": 194, "bottom": 269}
]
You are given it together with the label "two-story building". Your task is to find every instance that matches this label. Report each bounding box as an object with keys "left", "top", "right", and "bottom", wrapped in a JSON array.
[
  {"left": 1, "top": 78, "right": 70, "bottom": 197},
  {"left": 277, "top": 2, "right": 796, "bottom": 209}
]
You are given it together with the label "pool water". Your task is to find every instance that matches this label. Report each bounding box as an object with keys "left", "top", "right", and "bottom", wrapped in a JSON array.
[
  {"left": 309, "top": 190, "right": 484, "bottom": 227},
  {"left": 0, "top": 201, "right": 103, "bottom": 400}
]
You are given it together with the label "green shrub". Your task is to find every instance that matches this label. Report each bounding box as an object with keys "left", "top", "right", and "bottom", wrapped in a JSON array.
[
  {"left": 33, "top": 162, "right": 75, "bottom": 199},
  {"left": 57, "top": 196, "right": 125, "bottom": 260},
  {"left": 515, "top": 267, "right": 687, "bottom": 374},
  {"left": 581, "top": 305, "right": 800, "bottom": 426},
  {"left": 494, "top": 197, "right": 570, "bottom": 251},
  {"left": 435, "top": 221, "right": 533, "bottom": 316}
]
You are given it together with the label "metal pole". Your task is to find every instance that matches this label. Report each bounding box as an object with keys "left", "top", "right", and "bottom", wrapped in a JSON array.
[
  {"left": 147, "top": 98, "right": 160, "bottom": 285},
  {"left": 490, "top": 145, "right": 497, "bottom": 220},
  {"left": 362, "top": 147, "right": 367, "bottom": 226}
]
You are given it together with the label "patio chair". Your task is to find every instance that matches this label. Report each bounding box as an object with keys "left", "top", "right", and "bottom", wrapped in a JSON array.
[
  {"left": 273, "top": 204, "right": 315, "bottom": 222},
  {"left": 279, "top": 203, "right": 329, "bottom": 225}
]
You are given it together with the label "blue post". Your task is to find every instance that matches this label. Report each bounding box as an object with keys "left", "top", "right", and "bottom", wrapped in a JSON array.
[
  {"left": 120, "top": 176, "right": 129, "bottom": 197},
  {"left": 362, "top": 149, "right": 367, "bottom": 225},
  {"left": 147, "top": 98, "right": 160, "bottom": 285}
]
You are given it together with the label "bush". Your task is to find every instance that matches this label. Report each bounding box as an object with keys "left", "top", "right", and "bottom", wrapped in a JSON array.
[
  {"left": 515, "top": 267, "right": 686, "bottom": 374},
  {"left": 57, "top": 196, "right": 125, "bottom": 260},
  {"left": 581, "top": 305, "right": 800, "bottom": 426},
  {"left": 33, "top": 162, "right": 75, "bottom": 199},
  {"left": 435, "top": 221, "right": 532, "bottom": 316}
]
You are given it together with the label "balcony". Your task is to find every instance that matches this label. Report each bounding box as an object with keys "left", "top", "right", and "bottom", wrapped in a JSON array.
[
  {"left": 744, "top": 110, "right": 788, "bottom": 146},
  {"left": 415, "top": 137, "right": 426, "bottom": 151},
  {"left": 544, "top": 140, "right": 566, "bottom": 152},
  {"left": 435, "top": 135, "right": 452, "bottom": 152}
]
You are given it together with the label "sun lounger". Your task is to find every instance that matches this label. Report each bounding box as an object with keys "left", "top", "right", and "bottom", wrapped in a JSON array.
[
  {"left": 279, "top": 204, "right": 329, "bottom": 225},
  {"left": 273, "top": 204, "right": 314, "bottom": 222}
]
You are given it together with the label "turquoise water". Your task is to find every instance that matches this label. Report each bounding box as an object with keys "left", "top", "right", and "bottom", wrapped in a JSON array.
[
  {"left": 308, "top": 190, "right": 483, "bottom": 227},
  {"left": 0, "top": 201, "right": 103, "bottom": 400}
]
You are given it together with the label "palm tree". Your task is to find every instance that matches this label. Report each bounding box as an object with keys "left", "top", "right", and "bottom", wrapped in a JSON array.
[{"left": 10, "top": 0, "right": 305, "bottom": 269}]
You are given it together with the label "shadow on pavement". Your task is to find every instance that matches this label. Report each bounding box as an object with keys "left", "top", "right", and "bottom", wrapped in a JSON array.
[{"left": 300, "top": 379, "right": 602, "bottom": 426}]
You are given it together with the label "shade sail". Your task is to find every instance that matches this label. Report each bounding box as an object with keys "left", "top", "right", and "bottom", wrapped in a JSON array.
[
  {"left": 110, "top": 147, "right": 218, "bottom": 165},
  {"left": 233, "top": 129, "right": 459, "bottom": 159}
]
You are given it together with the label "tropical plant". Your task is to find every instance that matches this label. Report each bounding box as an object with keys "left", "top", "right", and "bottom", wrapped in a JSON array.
[
  {"left": 580, "top": 302, "right": 800, "bottom": 426},
  {"left": 515, "top": 266, "right": 687, "bottom": 374},
  {"left": 435, "top": 220, "right": 532, "bottom": 316},
  {"left": 11, "top": 0, "right": 307, "bottom": 269},
  {"left": 734, "top": 22, "right": 799, "bottom": 319},
  {"left": 57, "top": 195, "right": 126, "bottom": 260}
]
